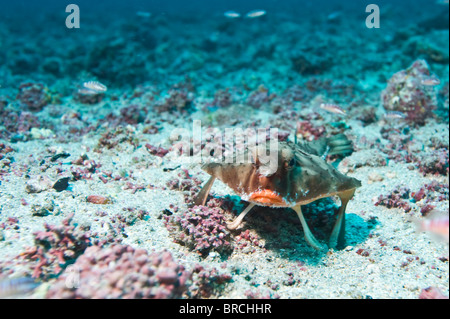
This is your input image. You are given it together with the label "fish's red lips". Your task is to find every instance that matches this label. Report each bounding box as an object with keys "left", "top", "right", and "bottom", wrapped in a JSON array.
[{"left": 249, "top": 189, "right": 287, "bottom": 206}]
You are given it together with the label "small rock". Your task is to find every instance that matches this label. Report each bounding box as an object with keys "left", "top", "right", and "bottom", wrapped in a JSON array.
[
  {"left": 368, "top": 172, "right": 384, "bottom": 184},
  {"left": 25, "top": 176, "right": 53, "bottom": 193},
  {"left": 385, "top": 171, "right": 397, "bottom": 179},
  {"left": 53, "top": 177, "right": 70, "bottom": 192},
  {"left": 30, "top": 127, "right": 55, "bottom": 139},
  {"left": 50, "top": 153, "right": 71, "bottom": 162},
  {"left": 87, "top": 195, "right": 111, "bottom": 204},
  {"left": 10, "top": 134, "right": 26, "bottom": 143},
  {"left": 31, "top": 204, "right": 52, "bottom": 217}
]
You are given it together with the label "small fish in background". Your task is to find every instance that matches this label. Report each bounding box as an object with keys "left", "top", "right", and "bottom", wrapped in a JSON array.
[
  {"left": 417, "top": 212, "right": 449, "bottom": 243},
  {"left": 327, "top": 11, "right": 342, "bottom": 21},
  {"left": 0, "top": 277, "right": 39, "bottom": 299},
  {"left": 383, "top": 111, "right": 407, "bottom": 119},
  {"left": 319, "top": 103, "right": 346, "bottom": 116},
  {"left": 421, "top": 76, "right": 441, "bottom": 86},
  {"left": 83, "top": 81, "right": 107, "bottom": 92},
  {"left": 224, "top": 10, "right": 241, "bottom": 18},
  {"left": 245, "top": 10, "right": 267, "bottom": 18},
  {"left": 136, "top": 11, "right": 151, "bottom": 18}
]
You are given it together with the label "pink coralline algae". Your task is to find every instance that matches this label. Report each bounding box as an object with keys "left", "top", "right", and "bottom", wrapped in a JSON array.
[
  {"left": 411, "top": 181, "right": 448, "bottom": 215},
  {"left": 235, "top": 229, "right": 265, "bottom": 253},
  {"left": 0, "top": 143, "right": 14, "bottom": 160},
  {"left": 380, "top": 126, "right": 448, "bottom": 177},
  {"left": 74, "top": 89, "right": 104, "bottom": 105},
  {"left": 374, "top": 186, "right": 412, "bottom": 213},
  {"left": 16, "top": 82, "right": 51, "bottom": 112},
  {"left": 438, "top": 81, "right": 449, "bottom": 111},
  {"left": 69, "top": 154, "right": 102, "bottom": 181},
  {"left": 246, "top": 84, "right": 275, "bottom": 108},
  {"left": 164, "top": 199, "right": 232, "bottom": 256},
  {"left": 165, "top": 170, "right": 202, "bottom": 202},
  {"left": 46, "top": 245, "right": 191, "bottom": 299},
  {"left": 16, "top": 214, "right": 91, "bottom": 279},
  {"left": 210, "top": 88, "right": 233, "bottom": 108},
  {"left": 100, "top": 105, "right": 148, "bottom": 127},
  {"left": 189, "top": 264, "right": 233, "bottom": 298},
  {"left": 0, "top": 109, "right": 41, "bottom": 137},
  {"left": 145, "top": 143, "right": 169, "bottom": 157},
  {"left": 416, "top": 148, "right": 449, "bottom": 176},
  {"left": 296, "top": 120, "right": 325, "bottom": 142},
  {"left": 244, "top": 288, "right": 280, "bottom": 299},
  {"left": 156, "top": 88, "right": 195, "bottom": 113},
  {"left": 95, "top": 127, "right": 139, "bottom": 152},
  {"left": 381, "top": 59, "right": 438, "bottom": 125},
  {"left": 376, "top": 182, "right": 448, "bottom": 216}
]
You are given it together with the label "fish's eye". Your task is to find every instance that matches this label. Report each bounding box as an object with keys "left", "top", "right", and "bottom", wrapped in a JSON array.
[
  {"left": 289, "top": 158, "right": 296, "bottom": 167},
  {"left": 285, "top": 158, "right": 296, "bottom": 169}
]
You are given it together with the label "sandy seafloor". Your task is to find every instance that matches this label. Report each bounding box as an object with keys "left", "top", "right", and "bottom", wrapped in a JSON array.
[{"left": 0, "top": 1, "right": 448, "bottom": 299}]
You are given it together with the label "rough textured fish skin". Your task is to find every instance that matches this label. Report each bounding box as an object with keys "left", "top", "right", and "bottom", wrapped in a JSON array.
[{"left": 202, "top": 135, "right": 360, "bottom": 207}]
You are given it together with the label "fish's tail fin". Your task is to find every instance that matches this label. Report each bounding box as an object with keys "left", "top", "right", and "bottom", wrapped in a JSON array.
[
  {"left": 324, "top": 134, "right": 354, "bottom": 157},
  {"left": 302, "top": 134, "right": 354, "bottom": 158}
]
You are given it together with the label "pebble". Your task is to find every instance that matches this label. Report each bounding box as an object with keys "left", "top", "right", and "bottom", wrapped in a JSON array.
[
  {"left": 25, "top": 176, "right": 53, "bottom": 193},
  {"left": 87, "top": 195, "right": 111, "bottom": 204},
  {"left": 385, "top": 171, "right": 397, "bottom": 179},
  {"left": 368, "top": 172, "right": 384, "bottom": 184},
  {"left": 53, "top": 177, "right": 70, "bottom": 192}
]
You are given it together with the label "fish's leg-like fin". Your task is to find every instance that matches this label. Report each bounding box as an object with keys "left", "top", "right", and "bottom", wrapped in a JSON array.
[
  {"left": 329, "top": 188, "right": 356, "bottom": 249},
  {"left": 193, "top": 176, "right": 216, "bottom": 206},
  {"left": 227, "top": 203, "right": 256, "bottom": 230},
  {"left": 293, "top": 205, "right": 326, "bottom": 251}
]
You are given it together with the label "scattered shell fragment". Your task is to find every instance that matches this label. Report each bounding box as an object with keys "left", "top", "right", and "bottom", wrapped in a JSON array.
[
  {"left": 25, "top": 176, "right": 53, "bottom": 193},
  {"left": 368, "top": 172, "right": 384, "bottom": 184},
  {"left": 30, "top": 127, "right": 55, "bottom": 139},
  {"left": 87, "top": 195, "right": 111, "bottom": 204},
  {"left": 385, "top": 171, "right": 397, "bottom": 179}
]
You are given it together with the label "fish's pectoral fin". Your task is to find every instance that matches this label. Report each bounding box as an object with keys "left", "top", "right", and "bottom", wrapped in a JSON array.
[
  {"left": 329, "top": 188, "right": 355, "bottom": 249},
  {"left": 293, "top": 205, "right": 326, "bottom": 251},
  {"left": 226, "top": 203, "right": 256, "bottom": 230},
  {"left": 193, "top": 176, "right": 216, "bottom": 206}
]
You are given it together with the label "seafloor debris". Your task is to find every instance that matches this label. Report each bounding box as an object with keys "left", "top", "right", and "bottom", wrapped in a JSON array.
[
  {"left": 46, "top": 244, "right": 191, "bottom": 299},
  {"left": 164, "top": 198, "right": 233, "bottom": 257},
  {"left": 381, "top": 59, "right": 438, "bottom": 125},
  {"left": 16, "top": 82, "right": 51, "bottom": 112}
]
